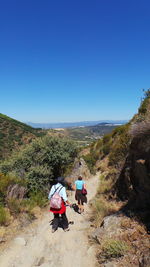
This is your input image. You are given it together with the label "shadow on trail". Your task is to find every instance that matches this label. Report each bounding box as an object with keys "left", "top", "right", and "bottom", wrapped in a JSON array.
[
  {"left": 49, "top": 203, "right": 82, "bottom": 231},
  {"left": 49, "top": 218, "right": 74, "bottom": 230}
]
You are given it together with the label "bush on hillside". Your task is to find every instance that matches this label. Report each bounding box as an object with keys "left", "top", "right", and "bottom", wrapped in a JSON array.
[
  {"left": 28, "top": 191, "right": 48, "bottom": 208},
  {"left": 0, "top": 136, "right": 77, "bottom": 194}
]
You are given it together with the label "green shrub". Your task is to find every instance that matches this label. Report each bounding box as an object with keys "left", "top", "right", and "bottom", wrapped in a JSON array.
[
  {"left": 0, "top": 136, "right": 77, "bottom": 194},
  {"left": 28, "top": 191, "right": 48, "bottom": 208},
  {"left": 26, "top": 165, "right": 52, "bottom": 193}
]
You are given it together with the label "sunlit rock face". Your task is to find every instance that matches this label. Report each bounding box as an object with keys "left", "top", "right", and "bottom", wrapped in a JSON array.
[{"left": 115, "top": 132, "right": 150, "bottom": 211}]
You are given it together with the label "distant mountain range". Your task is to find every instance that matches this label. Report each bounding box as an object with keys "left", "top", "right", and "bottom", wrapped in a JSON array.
[{"left": 26, "top": 120, "right": 128, "bottom": 129}]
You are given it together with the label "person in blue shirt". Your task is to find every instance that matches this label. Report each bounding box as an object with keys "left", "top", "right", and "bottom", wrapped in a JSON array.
[{"left": 73, "top": 176, "right": 87, "bottom": 214}]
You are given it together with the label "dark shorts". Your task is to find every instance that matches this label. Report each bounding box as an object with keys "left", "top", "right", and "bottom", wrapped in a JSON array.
[{"left": 75, "top": 189, "right": 87, "bottom": 205}]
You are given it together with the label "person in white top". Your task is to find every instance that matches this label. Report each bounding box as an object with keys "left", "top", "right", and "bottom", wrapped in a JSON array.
[{"left": 48, "top": 177, "right": 71, "bottom": 233}]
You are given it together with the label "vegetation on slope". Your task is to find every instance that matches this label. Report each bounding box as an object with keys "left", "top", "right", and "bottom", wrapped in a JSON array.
[
  {"left": 89, "top": 90, "right": 150, "bottom": 265},
  {"left": 0, "top": 113, "right": 45, "bottom": 160},
  {"left": 0, "top": 135, "right": 77, "bottom": 225},
  {"left": 83, "top": 89, "right": 150, "bottom": 174}
]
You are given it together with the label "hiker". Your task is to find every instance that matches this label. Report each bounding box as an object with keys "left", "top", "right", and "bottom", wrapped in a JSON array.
[
  {"left": 48, "top": 176, "right": 71, "bottom": 233},
  {"left": 73, "top": 176, "right": 87, "bottom": 214}
]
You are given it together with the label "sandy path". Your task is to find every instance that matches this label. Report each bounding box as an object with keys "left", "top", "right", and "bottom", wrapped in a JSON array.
[{"left": 0, "top": 174, "right": 99, "bottom": 267}]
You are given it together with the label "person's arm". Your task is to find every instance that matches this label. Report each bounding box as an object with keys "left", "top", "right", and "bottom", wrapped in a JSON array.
[
  {"left": 48, "top": 185, "right": 54, "bottom": 200},
  {"left": 61, "top": 187, "right": 71, "bottom": 206},
  {"left": 72, "top": 180, "right": 77, "bottom": 191},
  {"left": 65, "top": 200, "right": 71, "bottom": 206},
  {"left": 83, "top": 182, "right": 86, "bottom": 189},
  {"left": 72, "top": 183, "right": 76, "bottom": 191}
]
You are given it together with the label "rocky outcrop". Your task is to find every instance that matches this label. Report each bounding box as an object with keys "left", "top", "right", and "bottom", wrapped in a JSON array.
[
  {"left": 115, "top": 133, "right": 150, "bottom": 213},
  {"left": 91, "top": 213, "right": 150, "bottom": 266},
  {"left": 7, "top": 184, "right": 27, "bottom": 199},
  {"left": 65, "top": 157, "right": 91, "bottom": 185}
]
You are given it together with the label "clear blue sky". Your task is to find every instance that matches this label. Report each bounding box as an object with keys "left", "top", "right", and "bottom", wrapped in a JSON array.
[{"left": 1, "top": 0, "right": 150, "bottom": 123}]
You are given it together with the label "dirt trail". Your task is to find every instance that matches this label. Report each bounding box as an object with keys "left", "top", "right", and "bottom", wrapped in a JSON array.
[{"left": 0, "top": 174, "right": 99, "bottom": 267}]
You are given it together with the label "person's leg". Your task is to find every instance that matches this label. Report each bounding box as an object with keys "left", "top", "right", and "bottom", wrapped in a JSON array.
[
  {"left": 80, "top": 203, "right": 84, "bottom": 213},
  {"left": 79, "top": 198, "right": 84, "bottom": 213},
  {"left": 61, "top": 212, "right": 69, "bottom": 231},
  {"left": 78, "top": 199, "right": 82, "bottom": 213},
  {"left": 52, "top": 213, "right": 59, "bottom": 232}
]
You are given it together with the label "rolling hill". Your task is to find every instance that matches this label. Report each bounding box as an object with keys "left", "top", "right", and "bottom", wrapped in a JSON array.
[
  {"left": 47, "top": 122, "right": 121, "bottom": 145},
  {"left": 0, "top": 113, "right": 45, "bottom": 160}
]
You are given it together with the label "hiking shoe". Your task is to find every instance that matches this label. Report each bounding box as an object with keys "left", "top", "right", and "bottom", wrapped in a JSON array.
[
  {"left": 51, "top": 228, "right": 56, "bottom": 233},
  {"left": 64, "top": 228, "right": 70, "bottom": 232}
]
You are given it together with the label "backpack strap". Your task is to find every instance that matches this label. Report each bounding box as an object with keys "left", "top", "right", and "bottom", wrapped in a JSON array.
[
  {"left": 51, "top": 185, "right": 63, "bottom": 198},
  {"left": 57, "top": 186, "right": 63, "bottom": 193}
]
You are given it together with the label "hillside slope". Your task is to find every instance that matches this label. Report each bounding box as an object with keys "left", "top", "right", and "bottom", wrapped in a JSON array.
[
  {"left": 84, "top": 90, "right": 150, "bottom": 266},
  {"left": 88, "top": 90, "right": 150, "bottom": 215},
  {"left": 0, "top": 113, "right": 45, "bottom": 160}
]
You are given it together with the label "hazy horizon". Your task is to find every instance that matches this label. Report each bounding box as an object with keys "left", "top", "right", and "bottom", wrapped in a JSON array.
[
  {"left": 26, "top": 119, "right": 128, "bottom": 124},
  {"left": 26, "top": 119, "right": 128, "bottom": 129}
]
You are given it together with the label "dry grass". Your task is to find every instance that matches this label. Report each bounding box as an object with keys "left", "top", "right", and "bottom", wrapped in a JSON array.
[
  {"left": 90, "top": 173, "right": 119, "bottom": 227},
  {"left": 130, "top": 120, "right": 150, "bottom": 137},
  {"left": 91, "top": 196, "right": 119, "bottom": 227},
  {"left": 96, "top": 156, "right": 109, "bottom": 172},
  {"left": 97, "top": 177, "right": 113, "bottom": 195},
  {"left": 0, "top": 206, "right": 11, "bottom": 226},
  {"left": 100, "top": 239, "right": 129, "bottom": 259}
]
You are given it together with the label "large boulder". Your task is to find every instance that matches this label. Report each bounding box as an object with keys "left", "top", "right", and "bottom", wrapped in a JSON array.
[{"left": 91, "top": 213, "right": 123, "bottom": 244}]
